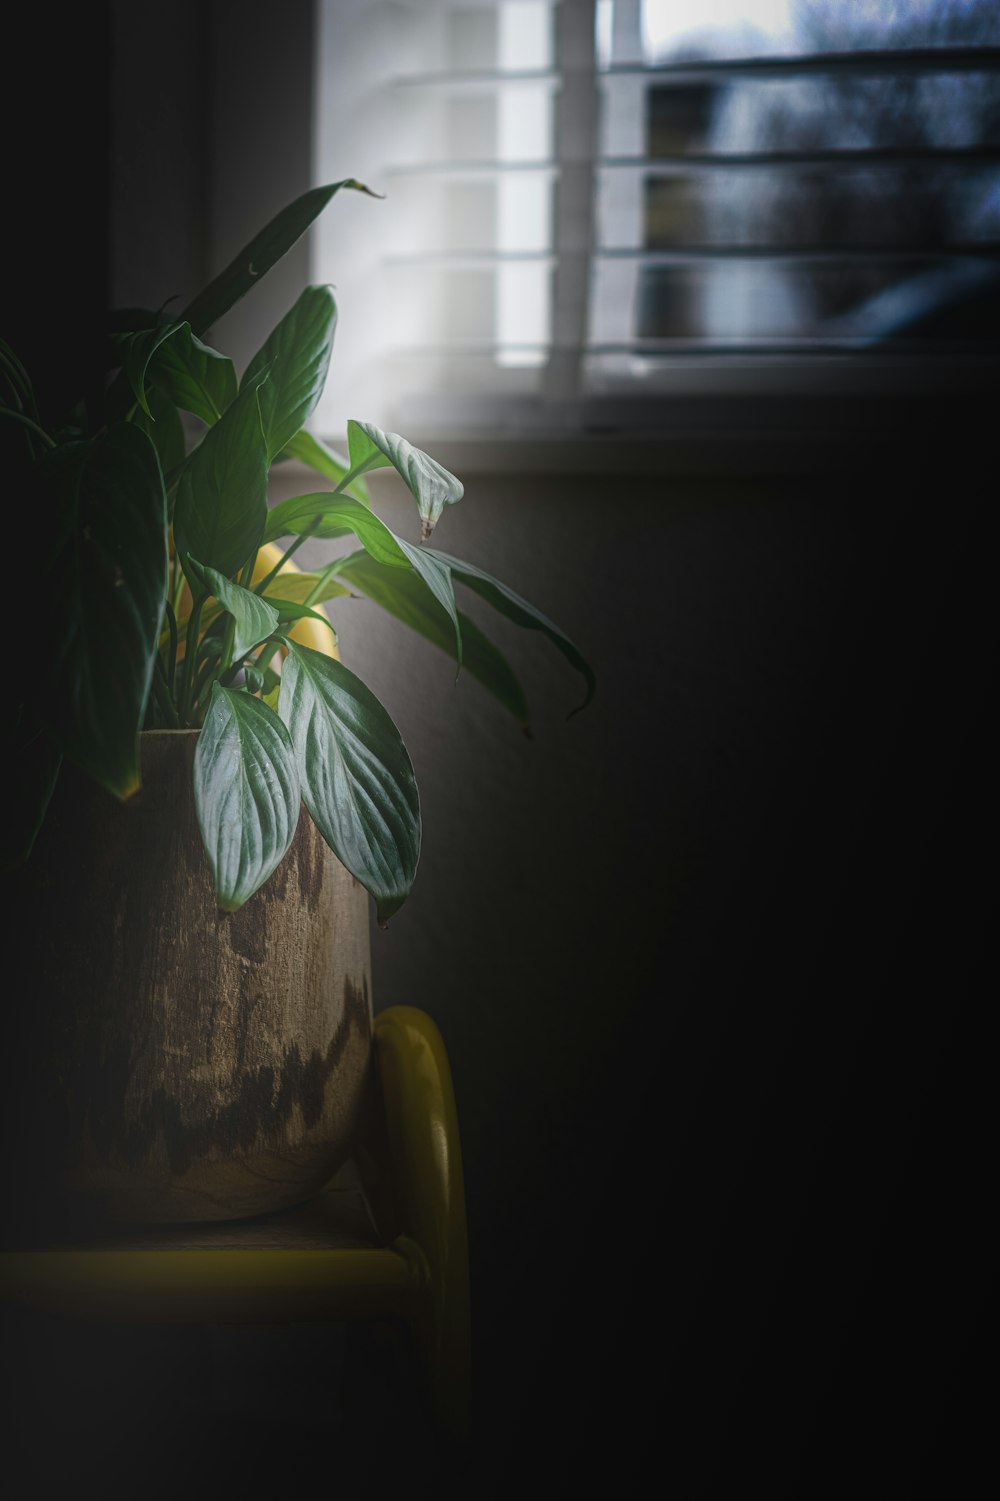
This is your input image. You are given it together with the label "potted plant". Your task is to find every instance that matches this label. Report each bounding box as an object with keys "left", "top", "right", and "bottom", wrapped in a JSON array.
[{"left": 0, "top": 179, "right": 593, "bottom": 1235}]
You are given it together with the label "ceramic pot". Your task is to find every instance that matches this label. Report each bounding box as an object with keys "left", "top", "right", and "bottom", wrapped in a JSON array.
[{"left": 4, "top": 730, "right": 373, "bottom": 1236}]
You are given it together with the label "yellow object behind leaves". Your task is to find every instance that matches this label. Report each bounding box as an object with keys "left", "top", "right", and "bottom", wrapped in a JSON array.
[{"left": 250, "top": 543, "right": 340, "bottom": 661}]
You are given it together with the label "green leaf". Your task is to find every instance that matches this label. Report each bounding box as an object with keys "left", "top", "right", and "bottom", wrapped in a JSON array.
[
  {"left": 335, "top": 550, "right": 530, "bottom": 729},
  {"left": 185, "top": 555, "right": 280, "bottom": 659},
  {"left": 278, "top": 641, "right": 420, "bottom": 924},
  {"left": 279, "top": 429, "right": 370, "bottom": 504},
  {"left": 243, "top": 287, "right": 338, "bottom": 461},
  {"left": 123, "top": 321, "right": 184, "bottom": 417},
  {"left": 194, "top": 685, "right": 301, "bottom": 911},
  {"left": 132, "top": 382, "right": 186, "bottom": 475},
  {"left": 427, "top": 548, "right": 596, "bottom": 715},
  {"left": 347, "top": 419, "right": 463, "bottom": 539},
  {"left": 174, "top": 377, "right": 268, "bottom": 582},
  {"left": 41, "top": 424, "right": 168, "bottom": 798},
  {"left": 265, "top": 491, "right": 401, "bottom": 557},
  {"left": 264, "top": 493, "right": 462, "bottom": 666},
  {"left": 181, "top": 179, "right": 382, "bottom": 336},
  {"left": 150, "top": 323, "right": 237, "bottom": 425}
]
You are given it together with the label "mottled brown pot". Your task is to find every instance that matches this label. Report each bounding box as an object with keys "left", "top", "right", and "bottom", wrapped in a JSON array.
[{"left": 4, "top": 731, "right": 373, "bottom": 1235}]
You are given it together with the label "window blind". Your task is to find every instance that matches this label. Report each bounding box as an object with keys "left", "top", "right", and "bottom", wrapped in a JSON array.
[{"left": 313, "top": 0, "right": 1000, "bottom": 442}]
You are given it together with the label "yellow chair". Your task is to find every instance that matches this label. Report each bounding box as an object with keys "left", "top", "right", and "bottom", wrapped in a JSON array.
[{"left": 0, "top": 1006, "right": 471, "bottom": 1442}]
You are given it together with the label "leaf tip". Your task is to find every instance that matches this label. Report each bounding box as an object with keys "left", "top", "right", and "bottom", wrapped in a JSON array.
[
  {"left": 116, "top": 771, "right": 143, "bottom": 802},
  {"left": 345, "top": 178, "right": 386, "bottom": 201}
]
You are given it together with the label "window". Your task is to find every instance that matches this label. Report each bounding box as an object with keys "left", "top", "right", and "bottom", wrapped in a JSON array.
[{"left": 312, "top": 0, "right": 1000, "bottom": 445}]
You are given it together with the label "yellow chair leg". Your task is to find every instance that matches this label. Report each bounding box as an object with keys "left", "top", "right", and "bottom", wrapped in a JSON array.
[{"left": 363, "top": 1007, "right": 472, "bottom": 1441}]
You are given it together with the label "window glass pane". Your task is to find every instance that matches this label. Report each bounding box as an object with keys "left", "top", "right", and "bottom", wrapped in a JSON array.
[
  {"left": 589, "top": 1, "right": 1000, "bottom": 360},
  {"left": 589, "top": 252, "right": 999, "bottom": 343},
  {"left": 638, "top": 165, "right": 999, "bottom": 247},
  {"left": 635, "top": 1, "right": 1000, "bottom": 66}
]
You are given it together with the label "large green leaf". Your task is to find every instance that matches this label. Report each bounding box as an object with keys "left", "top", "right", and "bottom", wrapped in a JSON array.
[
  {"left": 41, "top": 423, "right": 168, "bottom": 798},
  {"left": 264, "top": 493, "right": 461, "bottom": 665},
  {"left": 132, "top": 382, "right": 186, "bottom": 475},
  {"left": 185, "top": 556, "right": 280, "bottom": 659},
  {"left": 149, "top": 323, "right": 237, "bottom": 425},
  {"left": 243, "top": 287, "right": 337, "bottom": 461},
  {"left": 347, "top": 419, "right": 463, "bottom": 539},
  {"left": 174, "top": 378, "right": 268, "bottom": 583},
  {"left": 279, "top": 429, "right": 370, "bottom": 504},
  {"left": 427, "top": 548, "right": 596, "bottom": 714},
  {"left": 181, "top": 179, "right": 381, "bottom": 336},
  {"left": 278, "top": 641, "right": 420, "bottom": 924},
  {"left": 194, "top": 685, "right": 301, "bottom": 911},
  {"left": 335, "top": 549, "right": 529, "bottom": 729}
]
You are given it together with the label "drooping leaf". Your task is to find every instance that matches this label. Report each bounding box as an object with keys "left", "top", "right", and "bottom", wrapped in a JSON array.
[
  {"left": 264, "top": 493, "right": 461, "bottom": 665},
  {"left": 335, "top": 549, "right": 529, "bottom": 728},
  {"left": 278, "top": 640, "right": 420, "bottom": 924},
  {"left": 149, "top": 323, "right": 237, "bottom": 426},
  {"left": 181, "top": 179, "right": 382, "bottom": 336},
  {"left": 41, "top": 423, "right": 168, "bottom": 798},
  {"left": 279, "top": 428, "right": 370, "bottom": 504},
  {"left": 174, "top": 377, "right": 268, "bottom": 582},
  {"left": 243, "top": 287, "right": 337, "bottom": 461},
  {"left": 194, "top": 685, "right": 301, "bottom": 911},
  {"left": 132, "top": 382, "right": 186, "bottom": 475},
  {"left": 0, "top": 336, "right": 40, "bottom": 419},
  {"left": 184, "top": 555, "right": 280, "bottom": 659},
  {"left": 427, "top": 548, "right": 596, "bottom": 714},
  {"left": 123, "top": 321, "right": 184, "bottom": 417},
  {"left": 346, "top": 419, "right": 463, "bottom": 539}
]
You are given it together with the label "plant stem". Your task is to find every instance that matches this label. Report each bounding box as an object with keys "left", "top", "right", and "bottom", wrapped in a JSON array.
[
  {"left": 219, "top": 613, "right": 236, "bottom": 674},
  {"left": 152, "top": 659, "right": 181, "bottom": 727},
  {"left": 179, "top": 592, "right": 207, "bottom": 724},
  {"left": 303, "top": 558, "right": 346, "bottom": 608},
  {"left": 163, "top": 598, "right": 179, "bottom": 696},
  {"left": 192, "top": 656, "right": 222, "bottom": 717},
  {"left": 220, "top": 633, "right": 280, "bottom": 690},
  {"left": 253, "top": 527, "right": 315, "bottom": 595},
  {"left": 0, "top": 405, "right": 55, "bottom": 448},
  {"left": 333, "top": 460, "right": 370, "bottom": 497}
]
